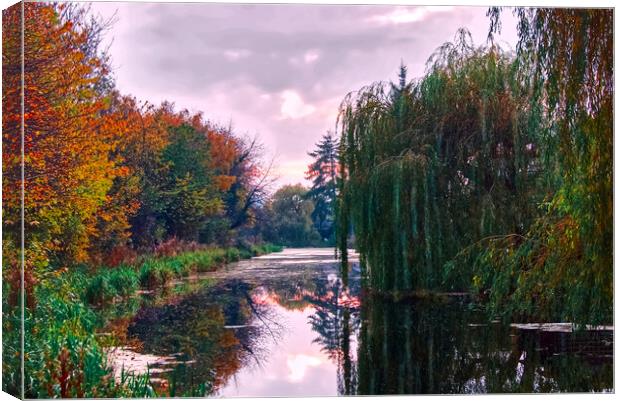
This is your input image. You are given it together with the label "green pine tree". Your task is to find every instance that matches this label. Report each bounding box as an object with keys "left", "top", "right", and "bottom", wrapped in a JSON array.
[{"left": 305, "top": 132, "right": 339, "bottom": 243}]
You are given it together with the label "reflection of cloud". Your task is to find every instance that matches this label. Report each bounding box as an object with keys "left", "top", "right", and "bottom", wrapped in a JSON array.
[
  {"left": 287, "top": 354, "right": 322, "bottom": 382},
  {"left": 369, "top": 6, "right": 454, "bottom": 25},
  {"left": 280, "top": 90, "right": 316, "bottom": 119}
]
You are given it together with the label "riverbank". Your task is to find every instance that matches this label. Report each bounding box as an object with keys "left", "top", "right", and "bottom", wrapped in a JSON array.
[
  {"left": 84, "top": 243, "right": 283, "bottom": 304},
  {"left": 3, "top": 243, "right": 282, "bottom": 398}
]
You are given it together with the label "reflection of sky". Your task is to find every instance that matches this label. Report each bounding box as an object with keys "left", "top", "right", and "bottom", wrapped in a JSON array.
[{"left": 217, "top": 305, "right": 338, "bottom": 397}]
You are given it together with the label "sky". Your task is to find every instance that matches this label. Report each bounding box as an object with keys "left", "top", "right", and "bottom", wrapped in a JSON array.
[{"left": 89, "top": 2, "right": 518, "bottom": 187}]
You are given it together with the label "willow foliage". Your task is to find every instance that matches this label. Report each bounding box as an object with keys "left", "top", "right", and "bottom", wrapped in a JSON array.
[
  {"left": 338, "top": 9, "right": 612, "bottom": 326},
  {"left": 471, "top": 8, "right": 613, "bottom": 325},
  {"left": 337, "top": 30, "right": 543, "bottom": 294}
]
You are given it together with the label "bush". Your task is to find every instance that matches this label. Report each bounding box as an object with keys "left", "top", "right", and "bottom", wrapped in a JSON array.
[
  {"left": 238, "top": 248, "right": 253, "bottom": 259},
  {"left": 107, "top": 266, "right": 139, "bottom": 297},
  {"left": 264, "top": 243, "right": 283, "bottom": 253},
  {"left": 104, "top": 245, "right": 138, "bottom": 268},
  {"left": 139, "top": 259, "right": 174, "bottom": 288},
  {"left": 249, "top": 243, "right": 283, "bottom": 256},
  {"left": 211, "top": 248, "right": 226, "bottom": 264},
  {"left": 154, "top": 237, "right": 205, "bottom": 257},
  {"left": 225, "top": 247, "right": 240, "bottom": 262},
  {"left": 85, "top": 273, "right": 116, "bottom": 304}
]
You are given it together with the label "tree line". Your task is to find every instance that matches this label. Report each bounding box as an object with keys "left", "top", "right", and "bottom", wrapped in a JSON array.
[
  {"left": 336, "top": 9, "right": 612, "bottom": 325},
  {"left": 2, "top": 2, "right": 342, "bottom": 279},
  {"left": 2, "top": 2, "right": 287, "bottom": 291}
]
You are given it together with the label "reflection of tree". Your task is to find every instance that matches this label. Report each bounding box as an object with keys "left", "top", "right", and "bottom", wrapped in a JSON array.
[
  {"left": 305, "top": 275, "right": 361, "bottom": 395},
  {"left": 354, "top": 297, "right": 613, "bottom": 394},
  {"left": 250, "top": 264, "right": 363, "bottom": 395},
  {"left": 254, "top": 278, "right": 317, "bottom": 311},
  {"left": 126, "top": 280, "right": 281, "bottom": 395},
  {"left": 124, "top": 261, "right": 612, "bottom": 396}
]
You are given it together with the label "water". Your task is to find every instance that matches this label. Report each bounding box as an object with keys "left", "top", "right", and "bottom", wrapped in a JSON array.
[{"left": 108, "top": 248, "right": 613, "bottom": 396}]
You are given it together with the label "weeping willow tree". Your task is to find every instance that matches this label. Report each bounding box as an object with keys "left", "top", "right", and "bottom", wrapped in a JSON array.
[
  {"left": 337, "top": 30, "right": 542, "bottom": 294},
  {"left": 337, "top": 9, "right": 613, "bottom": 326},
  {"left": 469, "top": 8, "right": 613, "bottom": 325}
]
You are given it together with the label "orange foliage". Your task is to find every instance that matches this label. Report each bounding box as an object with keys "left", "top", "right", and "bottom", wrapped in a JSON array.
[
  {"left": 2, "top": 3, "right": 257, "bottom": 268},
  {"left": 3, "top": 3, "right": 131, "bottom": 264}
]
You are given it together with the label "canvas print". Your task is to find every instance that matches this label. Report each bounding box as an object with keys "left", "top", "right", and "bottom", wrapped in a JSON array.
[{"left": 1, "top": 1, "right": 614, "bottom": 398}]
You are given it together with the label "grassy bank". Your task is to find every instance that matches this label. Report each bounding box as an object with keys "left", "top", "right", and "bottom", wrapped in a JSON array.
[
  {"left": 2, "top": 243, "right": 282, "bottom": 398},
  {"left": 85, "top": 243, "right": 282, "bottom": 304}
]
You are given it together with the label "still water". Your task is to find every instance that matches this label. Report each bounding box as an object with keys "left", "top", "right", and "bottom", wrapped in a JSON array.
[{"left": 108, "top": 248, "right": 613, "bottom": 396}]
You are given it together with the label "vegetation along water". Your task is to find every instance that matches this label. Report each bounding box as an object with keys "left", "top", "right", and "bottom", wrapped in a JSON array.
[{"left": 1, "top": 3, "right": 613, "bottom": 398}]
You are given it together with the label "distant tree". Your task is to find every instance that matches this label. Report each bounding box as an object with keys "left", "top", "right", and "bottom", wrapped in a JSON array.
[
  {"left": 389, "top": 61, "right": 411, "bottom": 104},
  {"left": 262, "top": 184, "right": 321, "bottom": 247},
  {"left": 224, "top": 135, "right": 276, "bottom": 230},
  {"left": 305, "top": 132, "right": 339, "bottom": 242}
]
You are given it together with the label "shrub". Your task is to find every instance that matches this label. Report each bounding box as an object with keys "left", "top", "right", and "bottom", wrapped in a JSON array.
[
  {"left": 249, "top": 243, "right": 282, "bottom": 256},
  {"left": 154, "top": 237, "right": 205, "bottom": 257},
  {"left": 85, "top": 274, "right": 116, "bottom": 304},
  {"left": 104, "top": 246, "right": 138, "bottom": 268},
  {"left": 239, "top": 248, "right": 253, "bottom": 260},
  {"left": 225, "top": 247, "right": 241, "bottom": 262},
  {"left": 107, "top": 266, "right": 139, "bottom": 297},
  {"left": 139, "top": 260, "right": 174, "bottom": 288},
  {"left": 211, "top": 249, "right": 227, "bottom": 265}
]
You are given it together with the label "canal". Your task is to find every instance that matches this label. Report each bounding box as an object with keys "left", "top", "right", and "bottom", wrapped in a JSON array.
[{"left": 106, "top": 248, "right": 613, "bottom": 395}]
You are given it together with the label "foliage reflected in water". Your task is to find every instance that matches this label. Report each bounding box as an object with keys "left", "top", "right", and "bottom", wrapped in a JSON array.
[
  {"left": 125, "top": 280, "right": 277, "bottom": 395},
  {"left": 305, "top": 275, "right": 360, "bottom": 395},
  {"left": 354, "top": 296, "right": 612, "bottom": 394},
  {"left": 119, "top": 260, "right": 612, "bottom": 396}
]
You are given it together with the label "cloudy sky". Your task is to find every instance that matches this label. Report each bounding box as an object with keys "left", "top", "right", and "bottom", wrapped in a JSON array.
[{"left": 89, "top": 1, "right": 518, "bottom": 186}]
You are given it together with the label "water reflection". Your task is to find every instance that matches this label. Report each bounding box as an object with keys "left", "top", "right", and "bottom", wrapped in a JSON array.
[
  {"left": 112, "top": 249, "right": 612, "bottom": 396},
  {"left": 304, "top": 274, "right": 360, "bottom": 395},
  {"left": 355, "top": 297, "right": 613, "bottom": 393},
  {"left": 125, "top": 280, "right": 278, "bottom": 395}
]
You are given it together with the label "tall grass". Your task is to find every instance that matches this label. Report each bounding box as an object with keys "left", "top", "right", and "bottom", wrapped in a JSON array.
[
  {"left": 84, "top": 243, "right": 282, "bottom": 296},
  {"left": 86, "top": 266, "right": 140, "bottom": 304}
]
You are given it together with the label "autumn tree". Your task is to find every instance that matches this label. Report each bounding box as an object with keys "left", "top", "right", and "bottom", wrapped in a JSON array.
[
  {"left": 160, "top": 124, "right": 222, "bottom": 241},
  {"left": 3, "top": 3, "right": 134, "bottom": 396},
  {"left": 2, "top": 3, "right": 278, "bottom": 396},
  {"left": 2, "top": 2, "right": 131, "bottom": 270}
]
